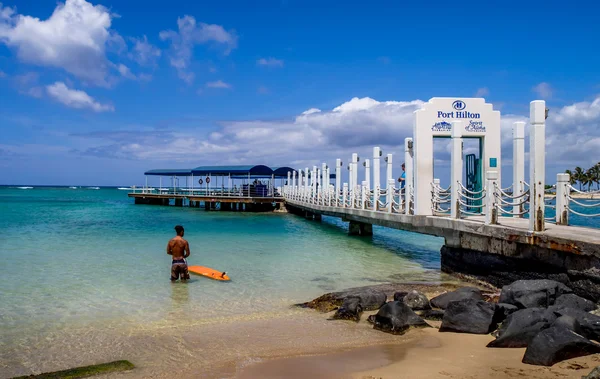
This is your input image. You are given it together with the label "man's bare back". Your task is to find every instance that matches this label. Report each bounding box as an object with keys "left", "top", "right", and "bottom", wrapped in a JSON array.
[
  {"left": 167, "top": 236, "right": 190, "bottom": 260},
  {"left": 168, "top": 225, "right": 190, "bottom": 281}
]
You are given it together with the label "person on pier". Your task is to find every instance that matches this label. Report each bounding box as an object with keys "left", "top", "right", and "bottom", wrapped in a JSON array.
[{"left": 398, "top": 163, "right": 406, "bottom": 191}]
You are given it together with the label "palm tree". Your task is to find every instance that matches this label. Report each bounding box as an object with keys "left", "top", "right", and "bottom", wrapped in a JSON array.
[
  {"left": 574, "top": 167, "right": 585, "bottom": 190},
  {"left": 565, "top": 169, "right": 576, "bottom": 186},
  {"left": 584, "top": 169, "right": 594, "bottom": 191},
  {"left": 591, "top": 165, "right": 600, "bottom": 190}
]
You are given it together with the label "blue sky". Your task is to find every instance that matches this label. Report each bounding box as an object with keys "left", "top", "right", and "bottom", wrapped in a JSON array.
[{"left": 1, "top": 0, "right": 599, "bottom": 185}]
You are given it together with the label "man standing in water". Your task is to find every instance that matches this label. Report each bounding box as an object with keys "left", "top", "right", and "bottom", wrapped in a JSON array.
[{"left": 167, "top": 225, "right": 190, "bottom": 281}]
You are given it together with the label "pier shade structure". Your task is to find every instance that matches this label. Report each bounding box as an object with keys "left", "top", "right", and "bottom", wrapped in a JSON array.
[
  {"left": 283, "top": 98, "right": 600, "bottom": 301},
  {"left": 129, "top": 165, "right": 303, "bottom": 211}
]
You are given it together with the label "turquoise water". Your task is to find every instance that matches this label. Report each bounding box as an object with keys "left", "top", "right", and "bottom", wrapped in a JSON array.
[{"left": 0, "top": 186, "right": 445, "bottom": 370}]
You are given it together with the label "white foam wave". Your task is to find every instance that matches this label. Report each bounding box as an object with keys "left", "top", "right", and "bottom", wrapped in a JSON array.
[
  {"left": 87, "top": 187, "right": 100, "bottom": 190},
  {"left": 16, "top": 186, "right": 34, "bottom": 189}
]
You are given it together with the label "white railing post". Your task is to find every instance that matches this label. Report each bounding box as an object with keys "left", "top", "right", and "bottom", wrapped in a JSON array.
[
  {"left": 556, "top": 173, "right": 569, "bottom": 225},
  {"left": 321, "top": 163, "right": 327, "bottom": 205},
  {"left": 292, "top": 171, "right": 297, "bottom": 200},
  {"left": 450, "top": 121, "right": 463, "bottom": 219},
  {"left": 485, "top": 171, "right": 498, "bottom": 225},
  {"left": 304, "top": 167, "right": 310, "bottom": 201},
  {"left": 387, "top": 179, "right": 394, "bottom": 213},
  {"left": 385, "top": 153, "right": 393, "bottom": 185},
  {"left": 286, "top": 171, "right": 291, "bottom": 197},
  {"left": 316, "top": 169, "right": 321, "bottom": 204},
  {"left": 335, "top": 159, "right": 341, "bottom": 207},
  {"left": 326, "top": 166, "right": 331, "bottom": 206},
  {"left": 312, "top": 166, "right": 317, "bottom": 203},
  {"left": 347, "top": 161, "right": 354, "bottom": 206},
  {"left": 529, "top": 100, "right": 546, "bottom": 232},
  {"left": 404, "top": 137, "right": 414, "bottom": 215},
  {"left": 364, "top": 159, "right": 371, "bottom": 192},
  {"left": 373, "top": 147, "right": 381, "bottom": 200},
  {"left": 342, "top": 183, "right": 348, "bottom": 208},
  {"left": 361, "top": 180, "right": 367, "bottom": 209},
  {"left": 513, "top": 121, "right": 525, "bottom": 217},
  {"left": 351, "top": 153, "right": 359, "bottom": 201}
]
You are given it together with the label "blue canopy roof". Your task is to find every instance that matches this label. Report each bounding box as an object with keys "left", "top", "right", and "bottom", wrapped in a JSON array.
[
  {"left": 144, "top": 169, "right": 193, "bottom": 176},
  {"left": 192, "top": 165, "right": 273, "bottom": 176}
]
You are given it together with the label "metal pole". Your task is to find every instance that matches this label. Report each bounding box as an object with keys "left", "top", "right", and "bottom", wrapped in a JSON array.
[{"left": 529, "top": 100, "right": 546, "bottom": 232}]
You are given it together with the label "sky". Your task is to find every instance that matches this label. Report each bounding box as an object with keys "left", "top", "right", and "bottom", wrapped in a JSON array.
[{"left": 0, "top": 0, "right": 599, "bottom": 186}]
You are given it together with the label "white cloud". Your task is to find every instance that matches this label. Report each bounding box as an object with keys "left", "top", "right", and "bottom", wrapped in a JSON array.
[
  {"left": 475, "top": 87, "right": 489, "bottom": 97},
  {"left": 13, "top": 71, "right": 43, "bottom": 97},
  {"left": 116, "top": 63, "right": 136, "bottom": 80},
  {"left": 160, "top": 15, "right": 237, "bottom": 84},
  {"left": 129, "top": 35, "right": 160, "bottom": 66},
  {"left": 0, "top": 0, "right": 119, "bottom": 87},
  {"left": 206, "top": 80, "right": 231, "bottom": 89},
  {"left": 533, "top": 82, "right": 553, "bottom": 98},
  {"left": 46, "top": 81, "right": 114, "bottom": 112},
  {"left": 257, "top": 57, "right": 283, "bottom": 67}
]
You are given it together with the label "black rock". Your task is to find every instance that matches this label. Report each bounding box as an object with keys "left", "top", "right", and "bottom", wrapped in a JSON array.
[
  {"left": 554, "top": 294, "right": 597, "bottom": 312},
  {"left": 430, "top": 287, "right": 484, "bottom": 310},
  {"left": 393, "top": 291, "right": 408, "bottom": 302},
  {"left": 416, "top": 309, "right": 445, "bottom": 321},
  {"left": 332, "top": 296, "right": 362, "bottom": 322},
  {"left": 494, "top": 303, "right": 519, "bottom": 324},
  {"left": 402, "top": 290, "right": 431, "bottom": 310},
  {"left": 583, "top": 366, "right": 600, "bottom": 379},
  {"left": 373, "top": 301, "right": 430, "bottom": 335},
  {"left": 498, "top": 279, "right": 572, "bottom": 309},
  {"left": 439, "top": 299, "right": 496, "bottom": 334},
  {"left": 356, "top": 290, "right": 388, "bottom": 311},
  {"left": 522, "top": 325, "right": 600, "bottom": 366},
  {"left": 487, "top": 308, "right": 557, "bottom": 348},
  {"left": 303, "top": 286, "right": 388, "bottom": 312},
  {"left": 551, "top": 315, "right": 583, "bottom": 335},
  {"left": 549, "top": 307, "right": 600, "bottom": 341}
]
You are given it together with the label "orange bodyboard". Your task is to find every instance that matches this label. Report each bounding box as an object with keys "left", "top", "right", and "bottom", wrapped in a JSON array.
[{"left": 188, "top": 265, "right": 230, "bottom": 281}]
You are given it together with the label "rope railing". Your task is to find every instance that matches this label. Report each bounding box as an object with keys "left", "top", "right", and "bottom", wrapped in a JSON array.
[{"left": 568, "top": 185, "right": 600, "bottom": 195}]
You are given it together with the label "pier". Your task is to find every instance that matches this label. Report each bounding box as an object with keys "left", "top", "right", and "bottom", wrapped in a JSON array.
[
  {"left": 128, "top": 165, "right": 293, "bottom": 211},
  {"left": 282, "top": 98, "right": 600, "bottom": 300}
]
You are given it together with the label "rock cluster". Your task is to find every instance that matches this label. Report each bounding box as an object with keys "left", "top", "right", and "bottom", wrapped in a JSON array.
[{"left": 311, "top": 278, "right": 600, "bottom": 369}]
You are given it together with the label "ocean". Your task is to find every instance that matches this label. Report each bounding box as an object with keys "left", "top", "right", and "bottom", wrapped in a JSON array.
[{"left": 0, "top": 186, "right": 447, "bottom": 377}]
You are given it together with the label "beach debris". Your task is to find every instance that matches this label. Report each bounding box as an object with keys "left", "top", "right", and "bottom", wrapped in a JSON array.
[
  {"left": 522, "top": 325, "right": 600, "bottom": 366},
  {"left": 372, "top": 301, "right": 430, "bottom": 335},
  {"left": 402, "top": 290, "right": 431, "bottom": 311},
  {"left": 430, "top": 287, "right": 483, "bottom": 310},
  {"left": 583, "top": 365, "right": 600, "bottom": 378},
  {"left": 332, "top": 296, "right": 363, "bottom": 322},
  {"left": 499, "top": 279, "right": 573, "bottom": 309},
  {"left": 416, "top": 309, "right": 445, "bottom": 321},
  {"left": 494, "top": 303, "right": 519, "bottom": 324},
  {"left": 439, "top": 299, "right": 496, "bottom": 334},
  {"left": 554, "top": 294, "right": 598, "bottom": 312},
  {"left": 487, "top": 308, "right": 557, "bottom": 348}
]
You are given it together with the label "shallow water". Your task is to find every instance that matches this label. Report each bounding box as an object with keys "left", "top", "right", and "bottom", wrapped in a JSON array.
[{"left": 0, "top": 186, "right": 447, "bottom": 377}]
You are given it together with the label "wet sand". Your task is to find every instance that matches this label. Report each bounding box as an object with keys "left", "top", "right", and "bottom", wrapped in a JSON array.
[{"left": 238, "top": 324, "right": 600, "bottom": 379}]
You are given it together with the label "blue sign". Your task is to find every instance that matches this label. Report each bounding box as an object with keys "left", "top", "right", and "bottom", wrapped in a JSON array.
[{"left": 453, "top": 100, "right": 466, "bottom": 110}]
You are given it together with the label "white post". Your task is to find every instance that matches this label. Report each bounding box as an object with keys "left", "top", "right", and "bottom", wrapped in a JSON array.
[
  {"left": 312, "top": 166, "right": 317, "bottom": 203},
  {"left": 322, "top": 163, "right": 327, "bottom": 205},
  {"left": 556, "top": 173, "right": 569, "bottom": 225},
  {"left": 387, "top": 179, "right": 394, "bottom": 213},
  {"left": 304, "top": 167, "right": 310, "bottom": 201},
  {"left": 361, "top": 180, "right": 367, "bottom": 209},
  {"left": 450, "top": 121, "right": 463, "bottom": 219},
  {"left": 342, "top": 183, "right": 348, "bottom": 208},
  {"left": 404, "top": 137, "right": 414, "bottom": 214},
  {"left": 287, "top": 171, "right": 291, "bottom": 196},
  {"left": 485, "top": 171, "right": 498, "bottom": 225},
  {"left": 364, "top": 159, "right": 371, "bottom": 192},
  {"left": 292, "top": 171, "right": 297, "bottom": 199},
  {"left": 373, "top": 147, "right": 381, "bottom": 197},
  {"left": 316, "top": 169, "right": 321, "bottom": 204},
  {"left": 326, "top": 166, "right": 331, "bottom": 206},
  {"left": 385, "top": 153, "right": 393, "bottom": 184},
  {"left": 529, "top": 100, "right": 546, "bottom": 232},
  {"left": 348, "top": 162, "right": 354, "bottom": 207},
  {"left": 513, "top": 121, "right": 525, "bottom": 217},
  {"left": 335, "top": 159, "right": 341, "bottom": 207},
  {"left": 351, "top": 153, "right": 359, "bottom": 199}
]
